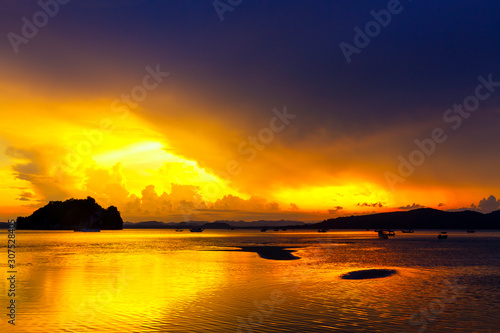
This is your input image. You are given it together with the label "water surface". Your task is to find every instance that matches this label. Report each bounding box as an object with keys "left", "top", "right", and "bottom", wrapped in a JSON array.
[{"left": 1, "top": 230, "right": 499, "bottom": 332}]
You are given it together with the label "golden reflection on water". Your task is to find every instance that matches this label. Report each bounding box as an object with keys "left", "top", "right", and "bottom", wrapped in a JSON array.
[
  {"left": 61, "top": 251, "right": 238, "bottom": 332},
  {"left": 3, "top": 231, "right": 241, "bottom": 332},
  {"left": 1, "top": 230, "right": 499, "bottom": 332}
]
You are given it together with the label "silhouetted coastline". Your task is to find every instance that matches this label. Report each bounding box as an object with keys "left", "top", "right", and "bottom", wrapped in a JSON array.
[
  {"left": 122, "top": 220, "right": 305, "bottom": 229},
  {"left": 121, "top": 208, "right": 500, "bottom": 230},
  {"left": 5, "top": 207, "right": 499, "bottom": 230},
  {"left": 312, "top": 208, "right": 500, "bottom": 230}
]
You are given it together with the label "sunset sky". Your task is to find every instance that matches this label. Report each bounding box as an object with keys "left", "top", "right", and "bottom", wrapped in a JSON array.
[{"left": 1, "top": 1, "right": 500, "bottom": 222}]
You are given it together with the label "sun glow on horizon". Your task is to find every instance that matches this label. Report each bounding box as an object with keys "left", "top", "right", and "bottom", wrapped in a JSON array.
[{"left": 0, "top": 74, "right": 498, "bottom": 221}]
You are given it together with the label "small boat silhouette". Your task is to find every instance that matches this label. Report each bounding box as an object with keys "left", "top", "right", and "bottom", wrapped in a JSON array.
[
  {"left": 402, "top": 229, "right": 414, "bottom": 233},
  {"left": 378, "top": 230, "right": 389, "bottom": 239},
  {"left": 318, "top": 229, "right": 328, "bottom": 233},
  {"left": 438, "top": 232, "right": 448, "bottom": 239},
  {"left": 189, "top": 227, "right": 204, "bottom": 232},
  {"left": 260, "top": 228, "right": 268, "bottom": 232},
  {"left": 466, "top": 230, "right": 475, "bottom": 233},
  {"left": 377, "top": 229, "right": 394, "bottom": 237}
]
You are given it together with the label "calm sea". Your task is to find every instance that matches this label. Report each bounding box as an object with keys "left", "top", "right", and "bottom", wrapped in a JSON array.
[{"left": 1, "top": 230, "right": 499, "bottom": 332}]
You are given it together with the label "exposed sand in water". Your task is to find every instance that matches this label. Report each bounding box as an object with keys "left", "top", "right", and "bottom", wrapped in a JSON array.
[{"left": 206, "top": 246, "right": 300, "bottom": 260}]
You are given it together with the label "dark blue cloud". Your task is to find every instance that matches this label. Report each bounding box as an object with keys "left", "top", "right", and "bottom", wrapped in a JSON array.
[{"left": 2, "top": 0, "right": 500, "bottom": 127}]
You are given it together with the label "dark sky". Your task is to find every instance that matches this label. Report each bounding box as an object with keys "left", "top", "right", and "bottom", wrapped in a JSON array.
[
  {"left": 3, "top": 1, "right": 500, "bottom": 112},
  {"left": 2, "top": 1, "right": 499, "bottom": 137},
  {"left": 2, "top": 0, "right": 500, "bottom": 220}
]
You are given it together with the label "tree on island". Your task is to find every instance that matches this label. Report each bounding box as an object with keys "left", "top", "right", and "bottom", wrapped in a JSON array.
[{"left": 16, "top": 196, "right": 123, "bottom": 230}]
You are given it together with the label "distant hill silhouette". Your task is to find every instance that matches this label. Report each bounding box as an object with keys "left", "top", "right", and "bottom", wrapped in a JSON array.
[
  {"left": 123, "top": 220, "right": 305, "bottom": 229},
  {"left": 123, "top": 221, "right": 205, "bottom": 228},
  {"left": 16, "top": 197, "right": 123, "bottom": 230},
  {"left": 122, "top": 210, "right": 500, "bottom": 230},
  {"left": 123, "top": 221, "right": 172, "bottom": 228},
  {"left": 201, "top": 222, "right": 233, "bottom": 229},
  {"left": 219, "top": 220, "right": 305, "bottom": 228},
  {"left": 311, "top": 208, "right": 500, "bottom": 229}
]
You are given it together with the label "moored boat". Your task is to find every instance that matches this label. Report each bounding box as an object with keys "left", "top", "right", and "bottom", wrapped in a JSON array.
[
  {"left": 378, "top": 230, "right": 389, "bottom": 239},
  {"left": 189, "top": 227, "right": 204, "bottom": 232},
  {"left": 376, "top": 229, "right": 394, "bottom": 237}
]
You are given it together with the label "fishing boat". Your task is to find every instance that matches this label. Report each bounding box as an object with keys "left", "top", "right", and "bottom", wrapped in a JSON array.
[
  {"left": 189, "top": 227, "right": 204, "bottom": 232},
  {"left": 175, "top": 229, "right": 184, "bottom": 232},
  {"left": 318, "top": 229, "right": 328, "bottom": 233},
  {"left": 260, "top": 228, "right": 268, "bottom": 232},
  {"left": 378, "top": 230, "right": 389, "bottom": 239},
  {"left": 402, "top": 229, "right": 414, "bottom": 233},
  {"left": 438, "top": 232, "right": 448, "bottom": 239},
  {"left": 376, "top": 229, "right": 394, "bottom": 236}
]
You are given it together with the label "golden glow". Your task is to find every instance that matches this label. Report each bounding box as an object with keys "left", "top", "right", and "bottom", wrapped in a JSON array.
[
  {"left": 16, "top": 232, "right": 232, "bottom": 332},
  {"left": 93, "top": 141, "right": 166, "bottom": 166},
  {"left": 0, "top": 72, "right": 496, "bottom": 221}
]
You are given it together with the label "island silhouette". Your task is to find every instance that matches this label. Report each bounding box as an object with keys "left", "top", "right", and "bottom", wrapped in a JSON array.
[
  {"left": 16, "top": 196, "right": 123, "bottom": 230},
  {"left": 312, "top": 208, "right": 500, "bottom": 230}
]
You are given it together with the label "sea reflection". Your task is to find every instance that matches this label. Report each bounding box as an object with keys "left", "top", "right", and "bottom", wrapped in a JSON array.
[{"left": 1, "top": 230, "right": 499, "bottom": 332}]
